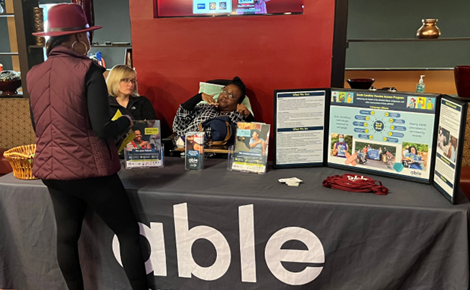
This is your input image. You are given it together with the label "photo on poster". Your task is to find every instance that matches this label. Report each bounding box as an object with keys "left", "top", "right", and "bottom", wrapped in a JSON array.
[
  {"left": 436, "top": 126, "right": 451, "bottom": 157},
  {"left": 446, "top": 135, "right": 459, "bottom": 164},
  {"left": 354, "top": 141, "right": 397, "bottom": 170},
  {"left": 124, "top": 120, "right": 163, "bottom": 169},
  {"left": 330, "top": 133, "right": 352, "bottom": 158},
  {"left": 331, "top": 91, "right": 354, "bottom": 104},
  {"left": 328, "top": 89, "right": 436, "bottom": 182},
  {"left": 406, "top": 96, "right": 436, "bottom": 110},
  {"left": 401, "top": 142, "right": 428, "bottom": 171}
]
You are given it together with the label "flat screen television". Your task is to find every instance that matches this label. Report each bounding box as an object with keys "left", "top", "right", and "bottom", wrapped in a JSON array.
[{"left": 156, "top": 0, "right": 304, "bottom": 18}]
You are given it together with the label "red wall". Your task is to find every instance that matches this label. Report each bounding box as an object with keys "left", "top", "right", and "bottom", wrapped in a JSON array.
[{"left": 130, "top": 0, "right": 336, "bottom": 136}]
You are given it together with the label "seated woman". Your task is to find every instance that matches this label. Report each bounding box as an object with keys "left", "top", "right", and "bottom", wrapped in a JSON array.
[
  {"left": 107, "top": 65, "right": 157, "bottom": 120},
  {"left": 172, "top": 76, "right": 255, "bottom": 139}
]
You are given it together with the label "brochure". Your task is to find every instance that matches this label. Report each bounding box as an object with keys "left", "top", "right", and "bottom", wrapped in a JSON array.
[
  {"left": 185, "top": 132, "right": 205, "bottom": 170},
  {"left": 232, "top": 122, "right": 270, "bottom": 174},
  {"left": 124, "top": 120, "right": 163, "bottom": 169}
]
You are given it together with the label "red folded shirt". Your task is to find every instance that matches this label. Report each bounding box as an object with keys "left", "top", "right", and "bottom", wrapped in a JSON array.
[{"left": 323, "top": 173, "right": 388, "bottom": 195}]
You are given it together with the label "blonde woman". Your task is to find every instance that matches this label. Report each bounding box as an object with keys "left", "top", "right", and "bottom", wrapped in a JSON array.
[{"left": 107, "top": 65, "right": 156, "bottom": 120}]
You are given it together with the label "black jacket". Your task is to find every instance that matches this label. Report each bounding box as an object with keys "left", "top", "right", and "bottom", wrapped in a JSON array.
[{"left": 109, "top": 95, "right": 157, "bottom": 120}]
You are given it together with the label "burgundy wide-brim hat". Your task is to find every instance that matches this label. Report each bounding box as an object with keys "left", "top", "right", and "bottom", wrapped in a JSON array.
[{"left": 33, "top": 4, "right": 102, "bottom": 37}]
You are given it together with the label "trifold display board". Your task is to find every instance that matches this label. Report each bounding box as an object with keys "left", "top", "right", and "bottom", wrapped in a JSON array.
[{"left": 273, "top": 88, "right": 467, "bottom": 204}]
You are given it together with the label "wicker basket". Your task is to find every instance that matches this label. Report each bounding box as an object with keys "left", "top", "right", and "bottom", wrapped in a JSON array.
[{"left": 3, "top": 144, "right": 37, "bottom": 180}]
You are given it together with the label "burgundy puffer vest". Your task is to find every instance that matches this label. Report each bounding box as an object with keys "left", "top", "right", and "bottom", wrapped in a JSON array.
[{"left": 27, "top": 46, "right": 121, "bottom": 180}]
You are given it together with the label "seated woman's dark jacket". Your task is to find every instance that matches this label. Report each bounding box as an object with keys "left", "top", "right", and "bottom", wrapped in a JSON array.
[{"left": 109, "top": 95, "right": 157, "bottom": 120}]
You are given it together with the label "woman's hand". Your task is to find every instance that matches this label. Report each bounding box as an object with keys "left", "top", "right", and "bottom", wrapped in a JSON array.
[
  {"left": 237, "top": 104, "right": 250, "bottom": 117},
  {"left": 202, "top": 93, "right": 218, "bottom": 106}
]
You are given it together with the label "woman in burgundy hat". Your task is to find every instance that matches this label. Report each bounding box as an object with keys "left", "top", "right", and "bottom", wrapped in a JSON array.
[{"left": 27, "top": 4, "right": 150, "bottom": 290}]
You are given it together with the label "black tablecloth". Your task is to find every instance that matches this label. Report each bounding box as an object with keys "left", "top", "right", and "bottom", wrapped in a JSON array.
[{"left": 0, "top": 158, "right": 469, "bottom": 290}]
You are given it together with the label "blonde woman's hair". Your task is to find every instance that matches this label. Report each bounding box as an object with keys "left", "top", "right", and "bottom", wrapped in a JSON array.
[{"left": 106, "top": 65, "right": 139, "bottom": 97}]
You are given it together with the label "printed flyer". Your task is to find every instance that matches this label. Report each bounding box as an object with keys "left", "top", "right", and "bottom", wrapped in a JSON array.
[
  {"left": 232, "top": 122, "right": 270, "bottom": 174},
  {"left": 185, "top": 132, "right": 205, "bottom": 170},
  {"left": 328, "top": 90, "right": 437, "bottom": 182},
  {"left": 124, "top": 120, "right": 163, "bottom": 169}
]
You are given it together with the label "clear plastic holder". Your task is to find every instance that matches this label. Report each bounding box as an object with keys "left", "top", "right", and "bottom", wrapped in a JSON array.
[
  {"left": 124, "top": 143, "right": 164, "bottom": 169},
  {"left": 123, "top": 120, "right": 164, "bottom": 169},
  {"left": 185, "top": 132, "right": 205, "bottom": 170},
  {"left": 227, "top": 145, "right": 234, "bottom": 171},
  {"left": 228, "top": 122, "right": 270, "bottom": 175}
]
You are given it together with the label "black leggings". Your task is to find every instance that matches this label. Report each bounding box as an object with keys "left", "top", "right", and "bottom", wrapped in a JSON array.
[{"left": 43, "top": 174, "right": 149, "bottom": 290}]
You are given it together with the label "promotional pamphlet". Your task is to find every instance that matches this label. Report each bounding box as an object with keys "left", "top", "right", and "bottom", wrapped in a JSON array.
[
  {"left": 185, "top": 132, "right": 205, "bottom": 170},
  {"left": 232, "top": 122, "right": 270, "bottom": 174},
  {"left": 124, "top": 120, "right": 163, "bottom": 169},
  {"left": 273, "top": 89, "right": 326, "bottom": 168},
  {"left": 327, "top": 89, "right": 437, "bottom": 182},
  {"left": 433, "top": 97, "right": 467, "bottom": 203}
]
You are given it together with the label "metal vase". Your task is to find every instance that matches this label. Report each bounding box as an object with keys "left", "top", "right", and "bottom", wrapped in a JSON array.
[{"left": 417, "top": 19, "right": 441, "bottom": 39}]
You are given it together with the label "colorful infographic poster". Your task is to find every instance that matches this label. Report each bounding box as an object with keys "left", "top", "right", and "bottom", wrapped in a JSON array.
[
  {"left": 328, "top": 90, "right": 437, "bottom": 182},
  {"left": 274, "top": 90, "right": 325, "bottom": 167},
  {"left": 433, "top": 98, "right": 466, "bottom": 202}
]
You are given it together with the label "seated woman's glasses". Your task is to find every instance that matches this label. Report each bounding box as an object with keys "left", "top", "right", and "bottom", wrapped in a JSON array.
[{"left": 221, "top": 90, "right": 236, "bottom": 99}]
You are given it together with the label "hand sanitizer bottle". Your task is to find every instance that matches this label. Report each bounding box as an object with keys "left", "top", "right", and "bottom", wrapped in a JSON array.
[{"left": 416, "top": 75, "right": 425, "bottom": 93}]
